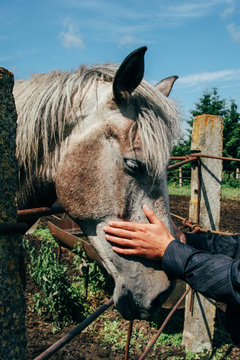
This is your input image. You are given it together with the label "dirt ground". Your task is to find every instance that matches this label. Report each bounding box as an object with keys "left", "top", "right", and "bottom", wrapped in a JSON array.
[{"left": 24, "top": 195, "right": 240, "bottom": 359}]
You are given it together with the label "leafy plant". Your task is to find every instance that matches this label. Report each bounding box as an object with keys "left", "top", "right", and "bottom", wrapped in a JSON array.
[
  {"left": 23, "top": 227, "right": 88, "bottom": 331},
  {"left": 72, "top": 240, "right": 114, "bottom": 297},
  {"left": 23, "top": 224, "right": 114, "bottom": 331}
]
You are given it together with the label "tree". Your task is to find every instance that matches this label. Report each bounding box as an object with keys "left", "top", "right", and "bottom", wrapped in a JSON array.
[
  {"left": 190, "top": 87, "right": 227, "bottom": 119},
  {"left": 222, "top": 100, "right": 240, "bottom": 172},
  {"left": 0, "top": 68, "right": 26, "bottom": 359},
  {"left": 171, "top": 88, "right": 240, "bottom": 173}
]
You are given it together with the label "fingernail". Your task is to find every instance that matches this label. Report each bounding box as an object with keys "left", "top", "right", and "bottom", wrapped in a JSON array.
[{"left": 142, "top": 204, "right": 149, "bottom": 210}]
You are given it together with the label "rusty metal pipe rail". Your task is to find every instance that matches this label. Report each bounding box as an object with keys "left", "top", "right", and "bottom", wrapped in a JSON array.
[
  {"left": 138, "top": 286, "right": 191, "bottom": 360},
  {"left": 193, "top": 153, "right": 240, "bottom": 162},
  {"left": 17, "top": 205, "right": 65, "bottom": 222},
  {"left": 168, "top": 156, "right": 197, "bottom": 170},
  {"left": 34, "top": 298, "right": 114, "bottom": 360},
  {"left": 170, "top": 153, "right": 240, "bottom": 163},
  {"left": 170, "top": 212, "right": 235, "bottom": 236}
]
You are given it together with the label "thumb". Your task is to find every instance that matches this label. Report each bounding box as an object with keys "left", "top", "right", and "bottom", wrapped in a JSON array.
[{"left": 142, "top": 205, "right": 162, "bottom": 225}]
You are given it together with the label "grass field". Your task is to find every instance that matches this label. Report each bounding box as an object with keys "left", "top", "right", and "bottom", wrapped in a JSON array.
[{"left": 168, "top": 185, "right": 240, "bottom": 199}]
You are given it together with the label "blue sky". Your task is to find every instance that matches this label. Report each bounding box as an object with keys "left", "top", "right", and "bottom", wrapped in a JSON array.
[{"left": 1, "top": 0, "right": 240, "bottom": 134}]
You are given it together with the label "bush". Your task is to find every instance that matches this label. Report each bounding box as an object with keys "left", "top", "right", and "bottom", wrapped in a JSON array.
[
  {"left": 23, "top": 230, "right": 87, "bottom": 331},
  {"left": 23, "top": 224, "right": 114, "bottom": 331}
]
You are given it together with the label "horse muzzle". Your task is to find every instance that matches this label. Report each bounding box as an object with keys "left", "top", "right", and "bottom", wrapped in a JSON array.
[{"left": 113, "top": 274, "right": 175, "bottom": 321}]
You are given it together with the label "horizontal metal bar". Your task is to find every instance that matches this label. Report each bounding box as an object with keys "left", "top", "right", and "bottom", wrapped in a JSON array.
[
  {"left": 168, "top": 157, "right": 197, "bottom": 170},
  {"left": 138, "top": 286, "right": 191, "bottom": 360},
  {"left": 194, "top": 153, "right": 240, "bottom": 162},
  {"left": 34, "top": 298, "right": 114, "bottom": 360},
  {"left": 170, "top": 154, "right": 240, "bottom": 162},
  {"left": 170, "top": 212, "right": 235, "bottom": 236},
  {"left": 17, "top": 205, "right": 65, "bottom": 221}
]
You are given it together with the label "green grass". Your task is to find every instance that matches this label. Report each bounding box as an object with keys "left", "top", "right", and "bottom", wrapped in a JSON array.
[
  {"left": 168, "top": 185, "right": 191, "bottom": 197},
  {"left": 92, "top": 309, "right": 237, "bottom": 359},
  {"left": 168, "top": 185, "right": 239, "bottom": 199},
  {"left": 221, "top": 185, "right": 240, "bottom": 199}
]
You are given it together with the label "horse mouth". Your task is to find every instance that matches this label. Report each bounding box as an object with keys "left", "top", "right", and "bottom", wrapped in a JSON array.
[
  {"left": 113, "top": 278, "right": 176, "bottom": 321},
  {"left": 114, "top": 291, "right": 149, "bottom": 320},
  {"left": 113, "top": 287, "right": 173, "bottom": 321}
]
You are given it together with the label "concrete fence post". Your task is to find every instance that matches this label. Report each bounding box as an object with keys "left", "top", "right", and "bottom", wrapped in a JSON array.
[
  {"left": 0, "top": 68, "right": 26, "bottom": 359},
  {"left": 182, "top": 114, "right": 223, "bottom": 352}
]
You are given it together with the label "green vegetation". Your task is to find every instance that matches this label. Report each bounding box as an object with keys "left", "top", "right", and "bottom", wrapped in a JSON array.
[
  {"left": 24, "top": 223, "right": 239, "bottom": 357},
  {"left": 23, "top": 225, "right": 113, "bottom": 331},
  {"left": 91, "top": 307, "right": 235, "bottom": 359},
  {"left": 168, "top": 184, "right": 239, "bottom": 199},
  {"left": 172, "top": 87, "right": 240, "bottom": 174}
]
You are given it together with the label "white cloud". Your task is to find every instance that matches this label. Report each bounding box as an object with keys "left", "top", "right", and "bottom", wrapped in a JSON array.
[
  {"left": 227, "top": 23, "right": 240, "bottom": 43},
  {"left": 221, "top": 6, "right": 235, "bottom": 18},
  {"left": 161, "top": 0, "right": 233, "bottom": 20},
  {"left": 220, "top": 0, "right": 236, "bottom": 17},
  {"left": 119, "top": 36, "right": 137, "bottom": 46},
  {"left": 0, "top": 56, "right": 11, "bottom": 61},
  {"left": 60, "top": 20, "right": 85, "bottom": 49},
  {"left": 177, "top": 69, "right": 240, "bottom": 87}
]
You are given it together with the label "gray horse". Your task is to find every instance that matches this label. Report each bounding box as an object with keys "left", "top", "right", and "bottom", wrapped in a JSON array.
[{"left": 15, "top": 47, "right": 180, "bottom": 320}]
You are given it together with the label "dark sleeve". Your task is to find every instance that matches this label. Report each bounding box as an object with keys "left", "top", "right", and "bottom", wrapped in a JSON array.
[
  {"left": 184, "top": 232, "right": 240, "bottom": 259},
  {"left": 162, "top": 240, "right": 240, "bottom": 306}
]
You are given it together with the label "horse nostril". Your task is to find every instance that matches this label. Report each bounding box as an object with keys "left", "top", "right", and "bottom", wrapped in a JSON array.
[{"left": 114, "top": 294, "right": 139, "bottom": 320}]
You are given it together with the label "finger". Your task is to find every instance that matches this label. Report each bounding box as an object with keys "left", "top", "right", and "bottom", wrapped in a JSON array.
[
  {"left": 105, "top": 234, "right": 135, "bottom": 247},
  {"left": 112, "top": 246, "right": 139, "bottom": 256},
  {"left": 142, "top": 205, "right": 162, "bottom": 225},
  {"left": 106, "top": 221, "right": 142, "bottom": 231},
  {"left": 103, "top": 226, "right": 134, "bottom": 239}
]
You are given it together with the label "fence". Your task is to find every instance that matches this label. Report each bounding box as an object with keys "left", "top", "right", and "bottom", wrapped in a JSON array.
[
  {"left": 168, "top": 166, "right": 240, "bottom": 188},
  {"left": 1, "top": 76, "right": 239, "bottom": 360}
]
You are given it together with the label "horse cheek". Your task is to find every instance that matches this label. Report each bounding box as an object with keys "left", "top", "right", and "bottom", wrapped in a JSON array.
[{"left": 55, "top": 141, "right": 125, "bottom": 221}]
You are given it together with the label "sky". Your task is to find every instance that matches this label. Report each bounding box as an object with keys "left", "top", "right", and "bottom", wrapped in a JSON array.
[{"left": 1, "top": 0, "right": 240, "bottom": 135}]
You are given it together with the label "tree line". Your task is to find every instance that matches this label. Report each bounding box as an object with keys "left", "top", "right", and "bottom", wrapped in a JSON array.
[{"left": 172, "top": 88, "right": 240, "bottom": 173}]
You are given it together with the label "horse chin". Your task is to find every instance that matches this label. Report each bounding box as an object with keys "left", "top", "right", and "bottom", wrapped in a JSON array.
[{"left": 113, "top": 275, "right": 176, "bottom": 321}]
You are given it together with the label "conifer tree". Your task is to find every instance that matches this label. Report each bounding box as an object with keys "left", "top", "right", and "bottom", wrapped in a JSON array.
[{"left": 172, "top": 88, "right": 240, "bottom": 173}]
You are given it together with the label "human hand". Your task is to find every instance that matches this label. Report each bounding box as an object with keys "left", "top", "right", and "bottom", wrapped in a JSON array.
[{"left": 103, "top": 205, "right": 175, "bottom": 261}]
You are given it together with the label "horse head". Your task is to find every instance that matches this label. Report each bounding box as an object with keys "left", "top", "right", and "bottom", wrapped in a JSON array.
[{"left": 55, "top": 47, "right": 180, "bottom": 320}]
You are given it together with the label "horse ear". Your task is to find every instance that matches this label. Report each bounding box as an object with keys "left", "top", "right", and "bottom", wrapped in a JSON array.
[
  {"left": 113, "top": 46, "right": 147, "bottom": 102},
  {"left": 155, "top": 75, "right": 178, "bottom": 97}
]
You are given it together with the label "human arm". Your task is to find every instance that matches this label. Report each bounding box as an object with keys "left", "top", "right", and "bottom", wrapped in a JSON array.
[
  {"left": 162, "top": 239, "right": 240, "bottom": 306},
  {"left": 184, "top": 232, "right": 240, "bottom": 259},
  {"left": 104, "top": 206, "right": 240, "bottom": 306}
]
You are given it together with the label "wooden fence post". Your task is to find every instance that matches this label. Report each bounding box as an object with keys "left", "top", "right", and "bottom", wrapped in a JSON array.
[
  {"left": 182, "top": 114, "right": 223, "bottom": 352},
  {"left": 179, "top": 167, "right": 183, "bottom": 187},
  {"left": 0, "top": 68, "right": 26, "bottom": 359}
]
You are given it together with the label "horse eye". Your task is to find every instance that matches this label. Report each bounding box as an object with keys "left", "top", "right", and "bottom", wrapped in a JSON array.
[{"left": 123, "top": 158, "right": 146, "bottom": 175}]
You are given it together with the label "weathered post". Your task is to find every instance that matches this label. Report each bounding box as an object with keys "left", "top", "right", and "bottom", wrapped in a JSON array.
[
  {"left": 0, "top": 68, "right": 26, "bottom": 359},
  {"left": 182, "top": 114, "right": 223, "bottom": 352},
  {"left": 179, "top": 167, "right": 182, "bottom": 187}
]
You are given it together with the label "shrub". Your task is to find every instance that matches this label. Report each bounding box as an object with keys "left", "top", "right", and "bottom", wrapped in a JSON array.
[
  {"left": 23, "top": 224, "right": 114, "bottom": 331},
  {"left": 23, "top": 228, "right": 87, "bottom": 331}
]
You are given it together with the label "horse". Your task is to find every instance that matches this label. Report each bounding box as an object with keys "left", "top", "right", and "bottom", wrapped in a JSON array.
[{"left": 14, "top": 46, "right": 180, "bottom": 320}]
